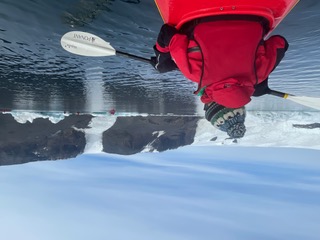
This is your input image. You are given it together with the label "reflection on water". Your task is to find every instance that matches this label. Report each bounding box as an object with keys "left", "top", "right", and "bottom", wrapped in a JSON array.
[
  {"left": 62, "top": 0, "right": 114, "bottom": 28},
  {"left": 84, "top": 65, "right": 106, "bottom": 112},
  {"left": 0, "top": 0, "right": 200, "bottom": 114}
]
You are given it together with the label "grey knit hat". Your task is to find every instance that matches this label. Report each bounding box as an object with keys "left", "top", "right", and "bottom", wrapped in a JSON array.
[{"left": 204, "top": 102, "right": 246, "bottom": 139}]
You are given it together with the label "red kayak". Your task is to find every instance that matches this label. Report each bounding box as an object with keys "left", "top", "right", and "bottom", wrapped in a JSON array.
[{"left": 155, "top": 0, "right": 299, "bottom": 36}]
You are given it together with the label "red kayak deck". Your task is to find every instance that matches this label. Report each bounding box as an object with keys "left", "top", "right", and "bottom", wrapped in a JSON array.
[{"left": 155, "top": 0, "right": 299, "bottom": 35}]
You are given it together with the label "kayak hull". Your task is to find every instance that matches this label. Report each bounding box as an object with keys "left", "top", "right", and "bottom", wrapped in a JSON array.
[{"left": 155, "top": 0, "right": 299, "bottom": 35}]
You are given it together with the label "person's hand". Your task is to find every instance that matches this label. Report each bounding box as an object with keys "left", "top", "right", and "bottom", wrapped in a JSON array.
[
  {"left": 253, "top": 78, "right": 271, "bottom": 96},
  {"left": 150, "top": 46, "right": 178, "bottom": 73},
  {"left": 157, "top": 24, "right": 178, "bottom": 48}
]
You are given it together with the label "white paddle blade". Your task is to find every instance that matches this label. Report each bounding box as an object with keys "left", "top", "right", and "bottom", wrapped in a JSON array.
[
  {"left": 287, "top": 95, "right": 320, "bottom": 110},
  {"left": 61, "top": 31, "right": 116, "bottom": 57}
]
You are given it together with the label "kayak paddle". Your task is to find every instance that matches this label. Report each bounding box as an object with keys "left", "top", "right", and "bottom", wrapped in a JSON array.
[
  {"left": 61, "top": 31, "right": 320, "bottom": 111},
  {"left": 269, "top": 89, "right": 320, "bottom": 110},
  {"left": 60, "top": 31, "right": 151, "bottom": 63}
]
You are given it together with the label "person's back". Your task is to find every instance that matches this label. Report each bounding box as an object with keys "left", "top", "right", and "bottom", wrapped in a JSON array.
[
  {"left": 151, "top": 15, "right": 289, "bottom": 138},
  {"left": 170, "top": 18, "right": 265, "bottom": 108}
]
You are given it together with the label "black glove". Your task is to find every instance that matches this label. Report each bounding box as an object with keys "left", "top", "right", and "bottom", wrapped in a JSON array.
[
  {"left": 253, "top": 78, "right": 271, "bottom": 96},
  {"left": 150, "top": 46, "right": 178, "bottom": 73},
  {"left": 157, "top": 24, "right": 178, "bottom": 48}
]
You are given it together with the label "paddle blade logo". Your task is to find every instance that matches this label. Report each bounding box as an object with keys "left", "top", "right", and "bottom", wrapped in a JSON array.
[{"left": 73, "top": 33, "right": 96, "bottom": 43}]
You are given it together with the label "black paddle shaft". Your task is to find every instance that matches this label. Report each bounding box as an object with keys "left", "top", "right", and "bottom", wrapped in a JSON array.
[
  {"left": 116, "top": 50, "right": 151, "bottom": 64},
  {"left": 268, "top": 89, "right": 293, "bottom": 98}
]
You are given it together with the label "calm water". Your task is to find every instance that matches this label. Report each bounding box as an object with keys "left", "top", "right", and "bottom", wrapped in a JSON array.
[{"left": 1, "top": 0, "right": 320, "bottom": 114}]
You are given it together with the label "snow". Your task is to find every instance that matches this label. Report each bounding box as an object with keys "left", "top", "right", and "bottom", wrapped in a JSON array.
[
  {"left": 1, "top": 111, "right": 320, "bottom": 240},
  {"left": 5, "top": 110, "right": 68, "bottom": 124},
  {"left": 83, "top": 114, "right": 117, "bottom": 153},
  {"left": 1, "top": 146, "right": 320, "bottom": 240},
  {"left": 194, "top": 111, "right": 320, "bottom": 149},
  {"left": 78, "top": 110, "right": 318, "bottom": 152},
  {"left": 4, "top": 110, "right": 320, "bottom": 151}
]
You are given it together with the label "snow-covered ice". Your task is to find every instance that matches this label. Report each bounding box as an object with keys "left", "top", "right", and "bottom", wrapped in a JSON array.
[{"left": 1, "top": 110, "right": 320, "bottom": 240}]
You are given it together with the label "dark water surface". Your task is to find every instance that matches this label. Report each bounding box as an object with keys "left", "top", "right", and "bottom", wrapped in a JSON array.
[{"left": 1, "top": 0, "right": 320, "bottom": 114}]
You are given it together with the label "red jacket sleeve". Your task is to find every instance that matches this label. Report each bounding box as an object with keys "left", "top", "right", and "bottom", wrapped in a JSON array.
[
  {"left": 255, "top": 35, "right": 289, "bottom": 83},
  {"left": 169, "top": 34, "right": 202, "bottom": 83}
]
